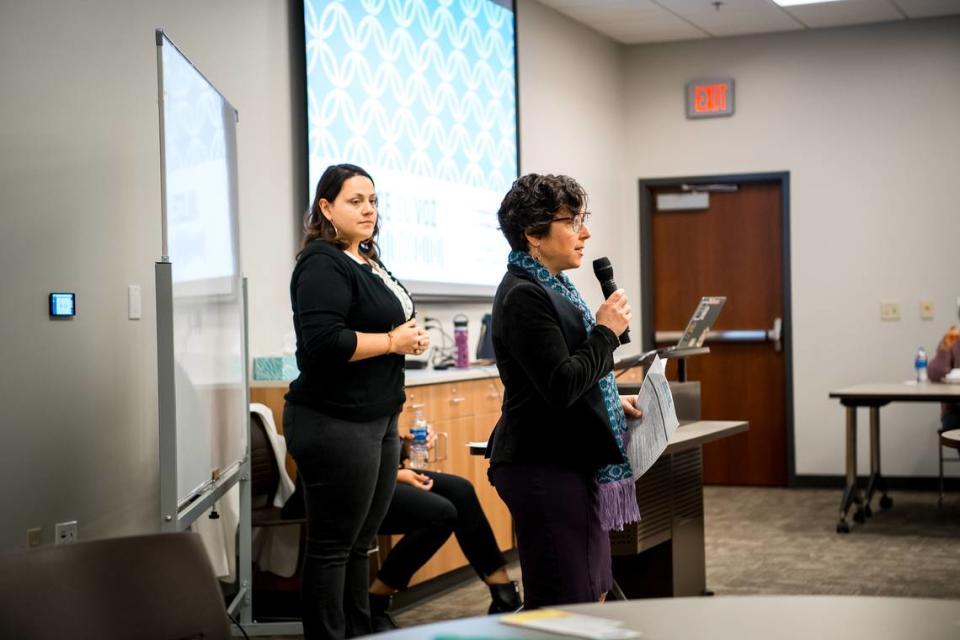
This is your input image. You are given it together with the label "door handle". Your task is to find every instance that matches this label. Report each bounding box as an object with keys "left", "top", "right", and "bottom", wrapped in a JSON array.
[{"left": 655, "top": 317, "right": 782, "bottom": 351}]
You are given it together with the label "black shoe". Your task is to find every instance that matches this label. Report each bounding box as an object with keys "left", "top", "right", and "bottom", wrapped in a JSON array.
[
  {"left": 487, "top": 581, "right": 522, "bottom": 614},
  {"left": 369, "top": 593, "right": 398, "bottom": 632}
]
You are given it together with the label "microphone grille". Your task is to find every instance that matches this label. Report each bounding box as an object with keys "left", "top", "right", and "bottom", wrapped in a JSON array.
[{"left": 592, "top": 257, "right": 612, "bottom": 278}]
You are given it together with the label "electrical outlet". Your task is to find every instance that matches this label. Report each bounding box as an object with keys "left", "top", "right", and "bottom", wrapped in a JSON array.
[
  {"left": 27, "top": 528, "right": 42, "bottom": 547},
  {"left": 920, "top": 300, "right": 935, "bottom": 321},
  {"left": 54, "top": 521, "right": 77, "bottom": 545},
  {"left": 880, "top": 301, "right": 901, "bottom": 321}
]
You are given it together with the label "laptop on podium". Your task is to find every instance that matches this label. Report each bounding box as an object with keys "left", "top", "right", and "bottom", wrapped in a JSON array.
[
  {"left": 672, "top": 296, "right": 726, "bottom": 350},
  {"left": 615, "top": 296, "right": 726, "bottom": 371}
]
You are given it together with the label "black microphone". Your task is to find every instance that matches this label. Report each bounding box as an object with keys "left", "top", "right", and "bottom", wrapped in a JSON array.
[{"left": 592, "top": 257, "right": 630, "bottom": 344}]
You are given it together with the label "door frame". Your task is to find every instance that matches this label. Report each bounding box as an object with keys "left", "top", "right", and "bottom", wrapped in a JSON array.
[{"left": 638, "top": 171, "right": 795, "bottom": 486}]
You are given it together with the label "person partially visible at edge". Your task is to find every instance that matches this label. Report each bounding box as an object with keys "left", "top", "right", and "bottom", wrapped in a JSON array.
[
  {"left": 928, "top": 325, "right": 960, "bottom": 431},
  {"left": 283, "top": 163, "right": 430, "bottom": 639},
  {"left": 486, "top": 173, "right": 643, "bottom": 609}
]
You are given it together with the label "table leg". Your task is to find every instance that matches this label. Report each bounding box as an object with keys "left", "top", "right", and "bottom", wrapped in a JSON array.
[
  {"left": 837, "top": 406, "right": 865, "bottom": 533},
  {"left": 863, "top": 407, "right": 892, "bottom": 515}
]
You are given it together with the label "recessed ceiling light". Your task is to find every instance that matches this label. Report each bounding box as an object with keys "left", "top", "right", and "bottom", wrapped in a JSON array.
[{"left": 773, "top": 0, "right": 846, "bottom": 6}]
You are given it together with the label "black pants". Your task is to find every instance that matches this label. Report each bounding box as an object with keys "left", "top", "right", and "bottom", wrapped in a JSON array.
[
  {"left": 283, "top": 402, "right": 401, "bottom": 640},
  {"left": 376, "top": 471, "right": 507, "bottom": 590},
  {"left": 491, "top": 463, "right": 612, "bottom": 609}
]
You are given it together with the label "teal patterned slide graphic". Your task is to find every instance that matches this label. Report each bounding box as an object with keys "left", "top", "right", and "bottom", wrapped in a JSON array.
[{"left": 304, "top": 0, "right": 518, "bottom": 289}]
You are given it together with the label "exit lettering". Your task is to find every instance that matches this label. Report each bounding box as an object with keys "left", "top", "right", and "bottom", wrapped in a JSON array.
[
  {"left": 686, "top": 78, "right": 734, "bottom": 119},
  {"left": 694, "top": 84, "right": 727, "bottom": 113}
]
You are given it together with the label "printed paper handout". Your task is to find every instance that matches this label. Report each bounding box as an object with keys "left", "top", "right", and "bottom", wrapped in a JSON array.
[{"left": 625, "top": 355, "right": 679, "bottom": 478}]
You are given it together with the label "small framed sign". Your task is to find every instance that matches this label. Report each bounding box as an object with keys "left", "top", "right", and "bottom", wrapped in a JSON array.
[
  {"left": 686, "top": 78, "right": 734, "bottom": 119},
  {"left": 49, "top": 292, "right": 76, "bottom": 318}
]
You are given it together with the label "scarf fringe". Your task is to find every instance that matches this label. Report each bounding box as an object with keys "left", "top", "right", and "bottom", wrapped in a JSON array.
[{"left": 598, "top": 476, "right": 641, "bottom": 531}]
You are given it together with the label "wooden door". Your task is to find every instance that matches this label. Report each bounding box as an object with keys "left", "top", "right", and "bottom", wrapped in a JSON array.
[{"left": 646, "top": 179, "right": 788, "bottom": 486}]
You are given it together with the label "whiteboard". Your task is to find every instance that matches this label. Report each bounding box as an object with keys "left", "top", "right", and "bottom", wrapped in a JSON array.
[{"left": 157, "top": 31, "right": 247, "bottom": 506}]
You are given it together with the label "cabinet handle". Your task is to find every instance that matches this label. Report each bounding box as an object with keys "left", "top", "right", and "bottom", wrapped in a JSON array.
[{"left": 450, "top": 397, "right": 466, "bottom": 404}]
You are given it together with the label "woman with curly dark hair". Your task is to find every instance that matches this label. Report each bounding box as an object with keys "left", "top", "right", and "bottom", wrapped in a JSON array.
[
  {"left": 487, "top": 173, "right": 642, "bottom": 608},
  {"left": 283, "top": 163, "right": 429, "bottom": 639}
]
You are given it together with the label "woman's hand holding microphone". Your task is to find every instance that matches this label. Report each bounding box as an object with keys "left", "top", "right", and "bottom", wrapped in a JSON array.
[
  {"left": 596, "top": 289, "right": 631, "bottom": 337},
  {"left": 388, "top": 318, "right": 431, "bottom": 356}
]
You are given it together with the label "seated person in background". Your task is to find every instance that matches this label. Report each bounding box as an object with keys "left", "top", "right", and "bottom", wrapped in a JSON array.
[
  {"left": 928, "top": 325, "right": 960, "bottom": 431},
  {"left": 368, "top": 429, "right": 521, "bottom": 631}
]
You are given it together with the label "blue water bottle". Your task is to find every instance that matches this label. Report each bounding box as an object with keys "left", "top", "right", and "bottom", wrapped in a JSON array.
[
  {"left": 915, "top": 347, "right": 928, "bottom": 383},
  {"left": 409, "top": 407, "right": 430, "bottom": 469}
]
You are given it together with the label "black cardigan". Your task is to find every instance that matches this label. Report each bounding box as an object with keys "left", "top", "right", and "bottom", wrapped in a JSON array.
[
  {"left": 487, "top": 264, "right": 624, "bottom": 471},
  {"left": 285, "top": 241, "right": 410, "bottom": 422}
]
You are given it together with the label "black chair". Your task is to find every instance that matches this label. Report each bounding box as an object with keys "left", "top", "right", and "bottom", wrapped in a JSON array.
[
  {"left": 0, "top": 532, "right": 231, "bottom": 640},
  {"left": 250, "top": 410, "right": 305, "bottom": 528}
]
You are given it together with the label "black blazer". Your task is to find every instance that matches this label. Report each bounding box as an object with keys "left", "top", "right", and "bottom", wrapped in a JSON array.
[{"left": 487, "top": 263, "right": 624, "bottom": 471}]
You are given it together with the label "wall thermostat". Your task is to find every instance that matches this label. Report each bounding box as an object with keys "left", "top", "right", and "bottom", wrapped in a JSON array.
[{"left": 49, "top": 292, "right": 76, "bottom": 317}]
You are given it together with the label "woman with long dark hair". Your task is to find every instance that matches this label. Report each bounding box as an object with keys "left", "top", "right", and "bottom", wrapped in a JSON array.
[{"left": 283, "top": 164, "right": 429, "bottom": 638}]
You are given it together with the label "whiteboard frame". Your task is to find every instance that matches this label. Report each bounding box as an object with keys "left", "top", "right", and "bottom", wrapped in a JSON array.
[
  {"left": 155, "top": 28, "right": 248, "bottom": 516},
  {"left": 155, "top": 261, "right": 248, "bottom": 531}
]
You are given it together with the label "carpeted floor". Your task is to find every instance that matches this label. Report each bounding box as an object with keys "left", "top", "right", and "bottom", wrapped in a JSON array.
[
  {"left": 700, "top": 486, "right": 960, "bottom": 599},
  {"left": 390, "top": 487, "right": 960, "bottom": 628}
]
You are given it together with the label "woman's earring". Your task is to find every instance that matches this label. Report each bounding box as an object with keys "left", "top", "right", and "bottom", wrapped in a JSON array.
[
  {"left": 324, "top": 216, "right": 341, "bottom": 240},
  {"left": 530, "top": 245, "right": 541, "bottom": 262}
]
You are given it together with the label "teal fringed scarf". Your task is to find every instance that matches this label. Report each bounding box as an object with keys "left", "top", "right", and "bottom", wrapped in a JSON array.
[{"left": 508, "top": 250, "right": 640, "bottom": 531}]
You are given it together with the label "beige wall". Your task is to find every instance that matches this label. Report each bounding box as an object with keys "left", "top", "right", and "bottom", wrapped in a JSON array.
[
  {"left": 622, "top": 17, "right": 960, "bottom": 476},
  {"left": 0, "top": 0, "right": 297, "bottom": 549}
]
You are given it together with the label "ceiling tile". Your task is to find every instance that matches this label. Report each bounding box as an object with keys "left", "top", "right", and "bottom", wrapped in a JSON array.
[
  {"left": 781, "top": 0, "right": 905, "bottom": 29},
  {"left": 537, "top": 0, "right": 660, "bottom": 10},
  {"left": 538, "top": 0, "right": 709, "bottom": 44},
  {"left": 890, "top": 0, "right": 960, "bottom": 19},
  {"left": 659, "top": 0, "right": 805, "bottom": 37},
  {"left": 560, "top": 5, "right": 676, "bottom": 23},
  {"left": 594, "top": 17, "right": 711, "bottom": 44},
  {"left": 535, "top": 0, "right": 960, "bottom": 44}
]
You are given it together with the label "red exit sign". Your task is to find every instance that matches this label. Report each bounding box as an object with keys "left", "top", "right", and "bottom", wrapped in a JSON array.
[{"left": 686, "top": 78, "right": 735, "bottom": 119}]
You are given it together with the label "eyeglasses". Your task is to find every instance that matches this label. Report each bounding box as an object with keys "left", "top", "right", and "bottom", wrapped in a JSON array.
[{"left": 551, "top": 211, "right": 591, "bottom": 232}]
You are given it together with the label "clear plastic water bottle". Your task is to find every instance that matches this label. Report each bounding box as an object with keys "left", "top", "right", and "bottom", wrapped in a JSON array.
[
  {"left": 915, "top": 347, "right": 928, "bottom": 383},
  {"left": 453, "top": 314, "right": 469, "bottom": 369},
  {"left": 409, "top": 407, "right": 430, "bottom": 469}
]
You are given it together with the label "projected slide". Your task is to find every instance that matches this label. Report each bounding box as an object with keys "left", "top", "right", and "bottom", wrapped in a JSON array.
[{"left": 304, "top": 0, "right": 518, "bottom": 296}]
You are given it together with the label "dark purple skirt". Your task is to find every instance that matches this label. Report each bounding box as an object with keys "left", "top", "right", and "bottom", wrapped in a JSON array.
[{"left": 491, "top": 463, "right": 612, "bottom": 609}]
